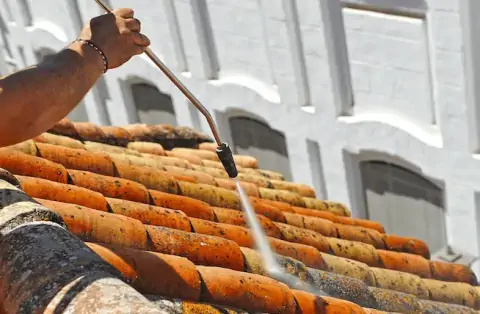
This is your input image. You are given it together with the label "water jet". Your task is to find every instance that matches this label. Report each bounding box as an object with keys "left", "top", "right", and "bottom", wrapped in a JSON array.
[{"left": 94, "top": 0, "right": 324, "bottom": 296}]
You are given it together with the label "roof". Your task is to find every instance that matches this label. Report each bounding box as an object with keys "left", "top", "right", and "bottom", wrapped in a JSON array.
[{"left": 0, "top": 117, "right": 478, "bottom": 313}]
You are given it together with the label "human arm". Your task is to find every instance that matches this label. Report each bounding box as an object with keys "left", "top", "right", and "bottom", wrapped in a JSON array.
[{"left": 0, "top": 8, "right": 150, "bottom": 147}]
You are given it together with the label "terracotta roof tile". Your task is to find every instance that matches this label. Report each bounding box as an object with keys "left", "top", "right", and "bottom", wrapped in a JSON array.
[
  {"left": 0, "top": 148, "right": 68, "bottom": 183},
  {"left": 211, "top": 206, "right": 282, "bottom": 238},
  {"left": 377, "top": 250, "right": 432, "bottom": 279},
  {"left": 197, "top": 266, "right": 297, "bottom": 313},
  {"left": 307, "top": 267, "right": 379, "bottom": 308},
  {"left": 0, "top": 119, "right": 475, "bottom": 313},
  {"left": 16, "top": 175, "right": 109, "bottom": 212},
  {"left": 145, "top": 225, "right": 245, "bottom": 271},
  {"left": 37, "top": 198, "right": 148, "bottom": 249},
  {"left": 129, "top": 141, "right": 166, "bottom": 156},
  {"left": 87, "top": 243, "right": 202, "bottom": 300},
  {"left": 100, "top": 125, "right": 133, "bottom": 147},
  {"left": 34, "top": 132, "right": 84, "bottom": 149},
  {"left": 368, "top": 287, "right": 422, "bottom": 313},
  {"left": 36, "top": 142, "right": 115, "bottom": 176},
  {"left": 422, "top": 278, "right": 479, "bottom": 309},
  {"left": 370, "top": 267, "right": 430, "bottom": 299},
  {"left": 106, "top": 197, "right": 192, "bottom": 232}
]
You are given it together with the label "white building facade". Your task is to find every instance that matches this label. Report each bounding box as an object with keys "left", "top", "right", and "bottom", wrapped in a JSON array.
[{"left": 1, "top": 0, "right": 480, "bottom": 273}]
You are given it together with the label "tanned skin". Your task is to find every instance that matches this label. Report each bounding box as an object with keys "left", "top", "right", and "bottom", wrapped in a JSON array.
[{"left": 0, "top": 8, "right": 150, "bottom": 147}]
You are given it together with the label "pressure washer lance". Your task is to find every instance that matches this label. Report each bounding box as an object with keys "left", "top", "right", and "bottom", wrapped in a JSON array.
[{"left": 94, "top": 0, "right": 238, "bottom": 178}]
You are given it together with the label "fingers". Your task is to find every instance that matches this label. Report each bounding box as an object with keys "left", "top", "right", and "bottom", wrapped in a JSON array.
[
  {"left": 132, "top": 44, "right": 148, "bottom": 56},
  {"left": 114, "top": 8, "right": 134, "bottom": 18},
  {"left": 132, "top": 32, "right": 150, "bottom": 47},
  {"left": 125, "top": 18, "right": 141, "bottom": 32}
]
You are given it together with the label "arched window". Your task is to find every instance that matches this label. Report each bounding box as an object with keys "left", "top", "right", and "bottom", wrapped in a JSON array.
[
  {"left": 360, "top": 161, "right": 446, "bottom": 253},
  {"left": 36, "top": 49, "right": 89, "bottom": 122},
  {"left": 131, "top": 83, "right": 177, "bottom": 126},
  {"left": 229, "top": 116, "right": 292, "bottom": 180}
]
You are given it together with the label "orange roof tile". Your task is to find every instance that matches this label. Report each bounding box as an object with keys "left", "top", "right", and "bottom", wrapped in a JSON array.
[{"left": 0, "top": 118, "right": 476, "bottom": 313}]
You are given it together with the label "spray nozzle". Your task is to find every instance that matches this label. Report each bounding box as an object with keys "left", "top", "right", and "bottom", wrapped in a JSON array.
[{"left": 216, "top": 143, "right": 238, "bottom": 178}]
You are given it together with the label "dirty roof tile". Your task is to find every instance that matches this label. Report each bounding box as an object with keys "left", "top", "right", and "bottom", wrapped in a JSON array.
[{"left": 0, "top": 119, "right": 475, "bottom": 313}]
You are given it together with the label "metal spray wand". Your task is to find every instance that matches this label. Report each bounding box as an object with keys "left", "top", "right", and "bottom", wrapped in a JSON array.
[{"left": 93, "top": 0, "right": 238, "bottom": 178}]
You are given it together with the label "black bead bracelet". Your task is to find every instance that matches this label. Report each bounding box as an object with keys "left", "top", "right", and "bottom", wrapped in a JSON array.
[{"left": 76, "top": 38, "right": 108, "bottom": 73}]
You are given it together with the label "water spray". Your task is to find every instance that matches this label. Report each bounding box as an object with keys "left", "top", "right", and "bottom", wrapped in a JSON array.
[{"left": 93, "top": 0, "right": 322, "bottom": 295}]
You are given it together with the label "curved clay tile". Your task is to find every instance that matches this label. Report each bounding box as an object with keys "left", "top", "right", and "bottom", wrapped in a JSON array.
[
  {"left": 297, "top": 214, "right": 339, "bottom": 238},
  {"left": 321, "top": 253, "right": 377, "bottom": 286},
  {"left": 369, "top": 267, "right": 430, "bottom": 299},
  {"left": 247, "top": 198, "right": 287, "bottom": 222},
  {"left": 214, "top": 178, "right": 260, "bottom": 197},
  {"left": 143, "top": 153, "right": 193, "bottom": 169},
  {"left": 71, "top": 122, "right": 109, "bottom": 143},
  {"left": 36, "top": 143, "right": 115, "bottom": 176},
  {"left": 113, "top": 161, "right": 181, "bottom": 194},
  {"left": 198, "top": 142, "right": 218, "bottom": 152},
  {"left": 259, "top": 187, "right": 306, "bottom": 207},
  {"left": 5, "top": 140, "right": 38, "bottom": 156},
  {"left": 275, "top": 222, "right": 331, "bottom": 253},
  {"left": 149, "top": 190, "right": 215, "bottom": 221},
  {"left": 291, "top": 289, "right": 327, "bottom": 314},
  {"left": 334, "top": 224, "right": 386, "bottom": 250},
  {"left": 39, "top": 199, "right": 148, "bottom": 250},
  {"left": 302, "top": 197, "right": 350, "bottom": 216},
  {"left": 336, "top": 217, "right": 385, "bottom": 234},
  {"left": 270, "top": 180, "right": 316, "bottom": 198},
  {"left": 191, "top": 164, "right": 229, "bottom": 179},
  {"left": 100, "top": 126, "right": 133, "bottom": 147},
  {"left": 189, "top": 218, "right": 254, "bottom": 248},
  {"left": 422, "top": 278, "right": 479, "bottom": 309},
  {"left": 307, "top": 268, "right": 379, "bottom": 309},
  {"left": 0, "top": 149, "right": 68, "bottom": 183},
  {"left": 128, "top": 141, "right": 166, "bottom": 156},
  {"left": 327, "top": 238, "right": 383, "bottom": 268},
  {"left": 233, "top": 155, "right": 258, "bottom": 169},
  {"left": 269, "top": 238, "right": 327, "bottom": 270},
  {"left": 34, "top": 132, "right": 84, "bottom": 149},
  {"left": 145, "top": 225, "right": 245, "bottom": 271},
  {"left": 84, "top": 141, "right": 142, "bottom": 157},
  {"left": 177, "top": 181, "right": 241, "bottom": 210},
  {"left": 368, "top": 287, "right": 422, "bottom": 313},
  {"left": 429, "top": 261, "right": 478, "bottom": 285},
  {"left": 383, "top": 235, "right": 430, "bottom": 259},
  {"left": 164, "top": 165, "right": 217, "bottom": 185},
  {"left": 418, "top": 299, "right": 478, "bottom": 313},
  {"left": 211, "top": 207, "right": 281, "bottom": 238},
  {"left": 172, "top": 147, "right": 219, "bottom": 161},
  {"left": 240, "top": 247, "right": 309, "bottom": 282},
  {"left": 166, "top": 150, "right": 203, "bottom": 164},
  {"left": 68, "top": 169, "right": 150, "bottom": 204},
  {"left": 377, "top": 250, "right": 432, "bottom": 279},
  {"left": 237, "top": 172, "right": 272, "bottom": 188},
  {"left": 256, "top": 198, "right": 295, "bottom": 213},
  {"left": 17, "top": 175, "right": 109, "bottom": 212},
  {"left": 255, "top": 169, "right": 285, "bottom": 181},
  {"left": 87, "top": 243, "right": 202, "bottom": 301},
  {"left": 48, "top": 118, "right": 81, "bottom": 139},
  {"left": 122, "top": 124, "right": 156, "bottom": 142},
  {"left": 106, "top": 197, "right": 192, "bottom": 232},
  {"left": 196, "top": 266, "right": 297, "bottom": 314},
  {"left": 321, "top": 296, "right": 367, "bottom": 313}
]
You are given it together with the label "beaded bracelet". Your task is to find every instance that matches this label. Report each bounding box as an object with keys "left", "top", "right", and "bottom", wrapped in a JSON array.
[{"left": 75, "top": 38, "right": 108, "bottom": 73}]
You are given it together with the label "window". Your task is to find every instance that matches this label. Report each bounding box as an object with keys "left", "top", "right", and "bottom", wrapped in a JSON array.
[
  {"left": 229, "top": 116, "right": 292, "bottom": 180},
  {"left": 131, "top": 83, "right": 177, "bottom": 126},
  {"left": 360, "top": 161, "right": 446, "bottom": 252}
]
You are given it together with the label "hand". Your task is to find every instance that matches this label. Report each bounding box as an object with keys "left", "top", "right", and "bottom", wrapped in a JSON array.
[{"left": 78, "top": 8, "right": 151, "bottom": 69}]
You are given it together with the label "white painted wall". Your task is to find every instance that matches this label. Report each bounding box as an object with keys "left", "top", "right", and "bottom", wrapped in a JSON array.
[{"left": 1, "top": 0, "right": 480, "bottom": 274}]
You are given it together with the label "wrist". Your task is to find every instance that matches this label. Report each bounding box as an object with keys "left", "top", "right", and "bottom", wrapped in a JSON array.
[{"left": 67, "top": 40, "right": 105, "bottom": 75}]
